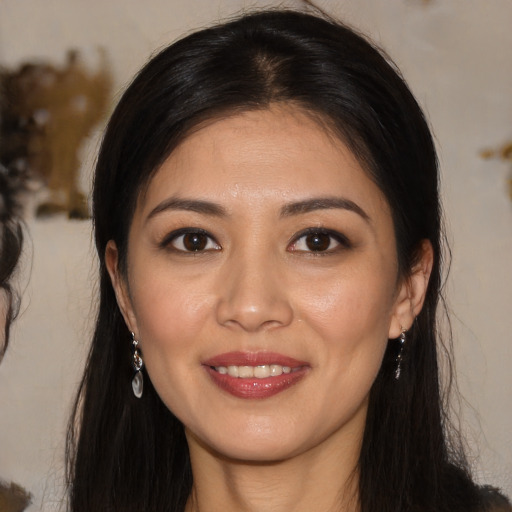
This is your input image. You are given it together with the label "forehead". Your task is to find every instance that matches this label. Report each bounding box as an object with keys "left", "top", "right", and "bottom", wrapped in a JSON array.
[{"left": 138, "top": 105, "right": 389, "bottom": 219}]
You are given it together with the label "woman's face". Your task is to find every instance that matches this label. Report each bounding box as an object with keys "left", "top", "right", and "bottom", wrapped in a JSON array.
[{"left": 108, "top": 106, "right": 417, "bottom": 462}]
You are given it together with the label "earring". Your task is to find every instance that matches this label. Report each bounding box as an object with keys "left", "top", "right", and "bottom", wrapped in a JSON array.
[
  {"left": 131, "top": 332, "right": 144, "bottom": 398},
  {"left": 394, "top": 328, "right": 407, "bottom": 380}
]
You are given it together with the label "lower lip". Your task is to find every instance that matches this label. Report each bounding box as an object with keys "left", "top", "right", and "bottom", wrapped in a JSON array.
[{"left": 204, "top": 366, "right": 308, "bottom": 399}]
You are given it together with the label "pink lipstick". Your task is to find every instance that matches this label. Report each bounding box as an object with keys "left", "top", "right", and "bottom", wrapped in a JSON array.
[{"left": 203, "top": 351, "right": 309, "bottom": 399}]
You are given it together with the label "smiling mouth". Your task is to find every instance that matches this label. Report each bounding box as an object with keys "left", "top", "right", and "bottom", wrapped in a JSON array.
[
  {"left": 203, "top": 351, "right": 310, "bottom": 398},
  {"left": 211, "top": 364, "right": 303, "bottom": 378},
  {"left": 204, "top": 353, "right": 309, "bottom": 399}
]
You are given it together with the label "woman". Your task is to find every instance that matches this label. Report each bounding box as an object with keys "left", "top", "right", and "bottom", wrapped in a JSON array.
[{"left": 66, "top": 9, "right": 510, "bottom": 512}]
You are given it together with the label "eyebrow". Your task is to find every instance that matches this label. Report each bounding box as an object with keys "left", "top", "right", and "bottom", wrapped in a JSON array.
[
  {"left": 280, "top": 197, "right": 370, "bottom": 222},
  {"left": 146, "top": 195, "right": 370, "bottom": 223},
  {"left": 146, "top": 197, "right": 228, "bottom": 222}
]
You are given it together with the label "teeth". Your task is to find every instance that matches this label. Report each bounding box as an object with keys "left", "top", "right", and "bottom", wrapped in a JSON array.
[
  {"left": 227, "top": 365, "right": 239, "bottom": 378},
  {"left": 215, "top": 364, "right": 298, "bottom": 378},
  {"left": 254, "top": 365, "right": 270, "bottom": 378},
  {"left": 238, "top": 366, "right": 254, "bottom": 378},
  {"left": 269, "top": 365, "right": 282, "bottom": 376}
]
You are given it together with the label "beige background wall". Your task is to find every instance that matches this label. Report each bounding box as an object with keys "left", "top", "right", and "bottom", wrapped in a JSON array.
[{"left": 0, "top": 1, "right": 511, "bottom": 510}]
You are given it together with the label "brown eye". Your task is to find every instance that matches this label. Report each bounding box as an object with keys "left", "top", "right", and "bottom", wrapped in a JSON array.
[
  {"left": 288, "top": 228, "right": 350, "bottom": 254},
  {"left": 165, "top": 229, "right": 220, "bottom": 253},
  {"left": 183, "top": 233, "right": 208, "bottom": 251},
  {"left": 305, "top": 233, "right": 331, "bottom": 251}
]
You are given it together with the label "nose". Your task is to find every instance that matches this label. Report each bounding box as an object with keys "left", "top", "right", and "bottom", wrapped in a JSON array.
[{"left": 215, "top": 253, "right": 294, "bottom": 332}]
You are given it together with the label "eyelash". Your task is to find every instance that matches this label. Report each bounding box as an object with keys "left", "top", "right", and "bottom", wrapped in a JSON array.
[{"left": 160, "top": 227, "right": 351, "bottom": 255}]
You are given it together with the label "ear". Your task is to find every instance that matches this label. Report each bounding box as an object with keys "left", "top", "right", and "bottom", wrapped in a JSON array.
[
  {"left": 388, "top": 239, "right": 434, "bottom": 339},
  {"left": 105, "top": 240, "right": 139, "bottom": 335}
]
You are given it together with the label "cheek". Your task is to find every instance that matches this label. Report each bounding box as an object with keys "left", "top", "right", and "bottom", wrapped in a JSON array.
[
  {"left": 128, "top": 276, "right": 216, "bottom": 417},
  {"left": 295, "top": 266, "right": 395, "bottom": 393},
  {"left": 129, "top": 270, "right": 216, "bottom": 365},
  {"left": 297, "top": 270, "right": 395, "bottom": 341}
]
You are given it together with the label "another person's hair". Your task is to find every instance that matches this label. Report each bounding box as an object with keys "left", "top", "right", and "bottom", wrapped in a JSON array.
[
  {"left": 0, "top": 163, "right": 23, "bottom": 357},
  {"left": 67, "top": 9, "right": 485, "bottom": 512}
]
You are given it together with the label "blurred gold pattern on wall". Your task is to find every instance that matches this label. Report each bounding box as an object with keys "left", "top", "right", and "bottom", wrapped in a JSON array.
[
  {"left": 0, "top": 49, "right": 111, "bottom": 219},
  {"left": 480, "top": 141, "right": 512, "bottom": 200},
  {"left": 0, "top": 480, "right": 31, "bottom": 512}
]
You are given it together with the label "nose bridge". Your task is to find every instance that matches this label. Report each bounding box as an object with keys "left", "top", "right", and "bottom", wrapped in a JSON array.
[{"left": 215, "top": 244, "right": 293, "bottom": 332}]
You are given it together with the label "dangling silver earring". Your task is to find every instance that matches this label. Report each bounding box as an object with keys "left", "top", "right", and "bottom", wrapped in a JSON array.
[
  {"left": 131, "top": 332, "right": 144, "bottom": 398},
  {"left": 394, "top": 328, "right": 407, "bottom": 380}
]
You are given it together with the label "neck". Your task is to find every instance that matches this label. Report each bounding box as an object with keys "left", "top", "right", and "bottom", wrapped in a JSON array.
[{"left": 185, "top": 430, "right": 361, "bottom": 512}]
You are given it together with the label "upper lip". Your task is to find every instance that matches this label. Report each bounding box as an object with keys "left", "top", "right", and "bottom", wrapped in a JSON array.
[{"left": 203, "top": 351, "right": 309, "bottom": 368}]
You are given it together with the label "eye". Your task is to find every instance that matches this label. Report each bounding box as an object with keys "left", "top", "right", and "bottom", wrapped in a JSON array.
[
  {"left": 288, "top": 228, "right": 350, "bottom": 254},
  {"left": 163, "top": 228, "right": 221, "bottom": 253}
]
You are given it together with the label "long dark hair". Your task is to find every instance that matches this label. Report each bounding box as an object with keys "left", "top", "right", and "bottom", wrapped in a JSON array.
[
  {"left": 67, "top": 9, "right": 482, "bottom": 511},
  {"left": 0, "top": 163, "right": 24, "bottom": 357}
]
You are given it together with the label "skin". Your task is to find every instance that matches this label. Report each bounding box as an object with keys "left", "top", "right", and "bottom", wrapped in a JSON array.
[{"left": 107, "top": 105, "right": 433, "bottom": 512}]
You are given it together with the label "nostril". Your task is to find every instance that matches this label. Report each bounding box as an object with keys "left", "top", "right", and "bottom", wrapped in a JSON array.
[{"left": 215, "top": 298, "right": 293, "bottom": 332}]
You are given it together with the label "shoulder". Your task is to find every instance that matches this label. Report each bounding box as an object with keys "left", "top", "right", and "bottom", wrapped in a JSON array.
[{"left": 478, "top": 485, "right": 512, "bottom": 512}]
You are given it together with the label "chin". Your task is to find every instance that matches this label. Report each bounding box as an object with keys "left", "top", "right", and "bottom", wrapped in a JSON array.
[
  {"left": 186, "top": 422, "right": 311, "bottom": 463},
  {"left": 210, "top": 440, "right": 302, "bottom": 464}
]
